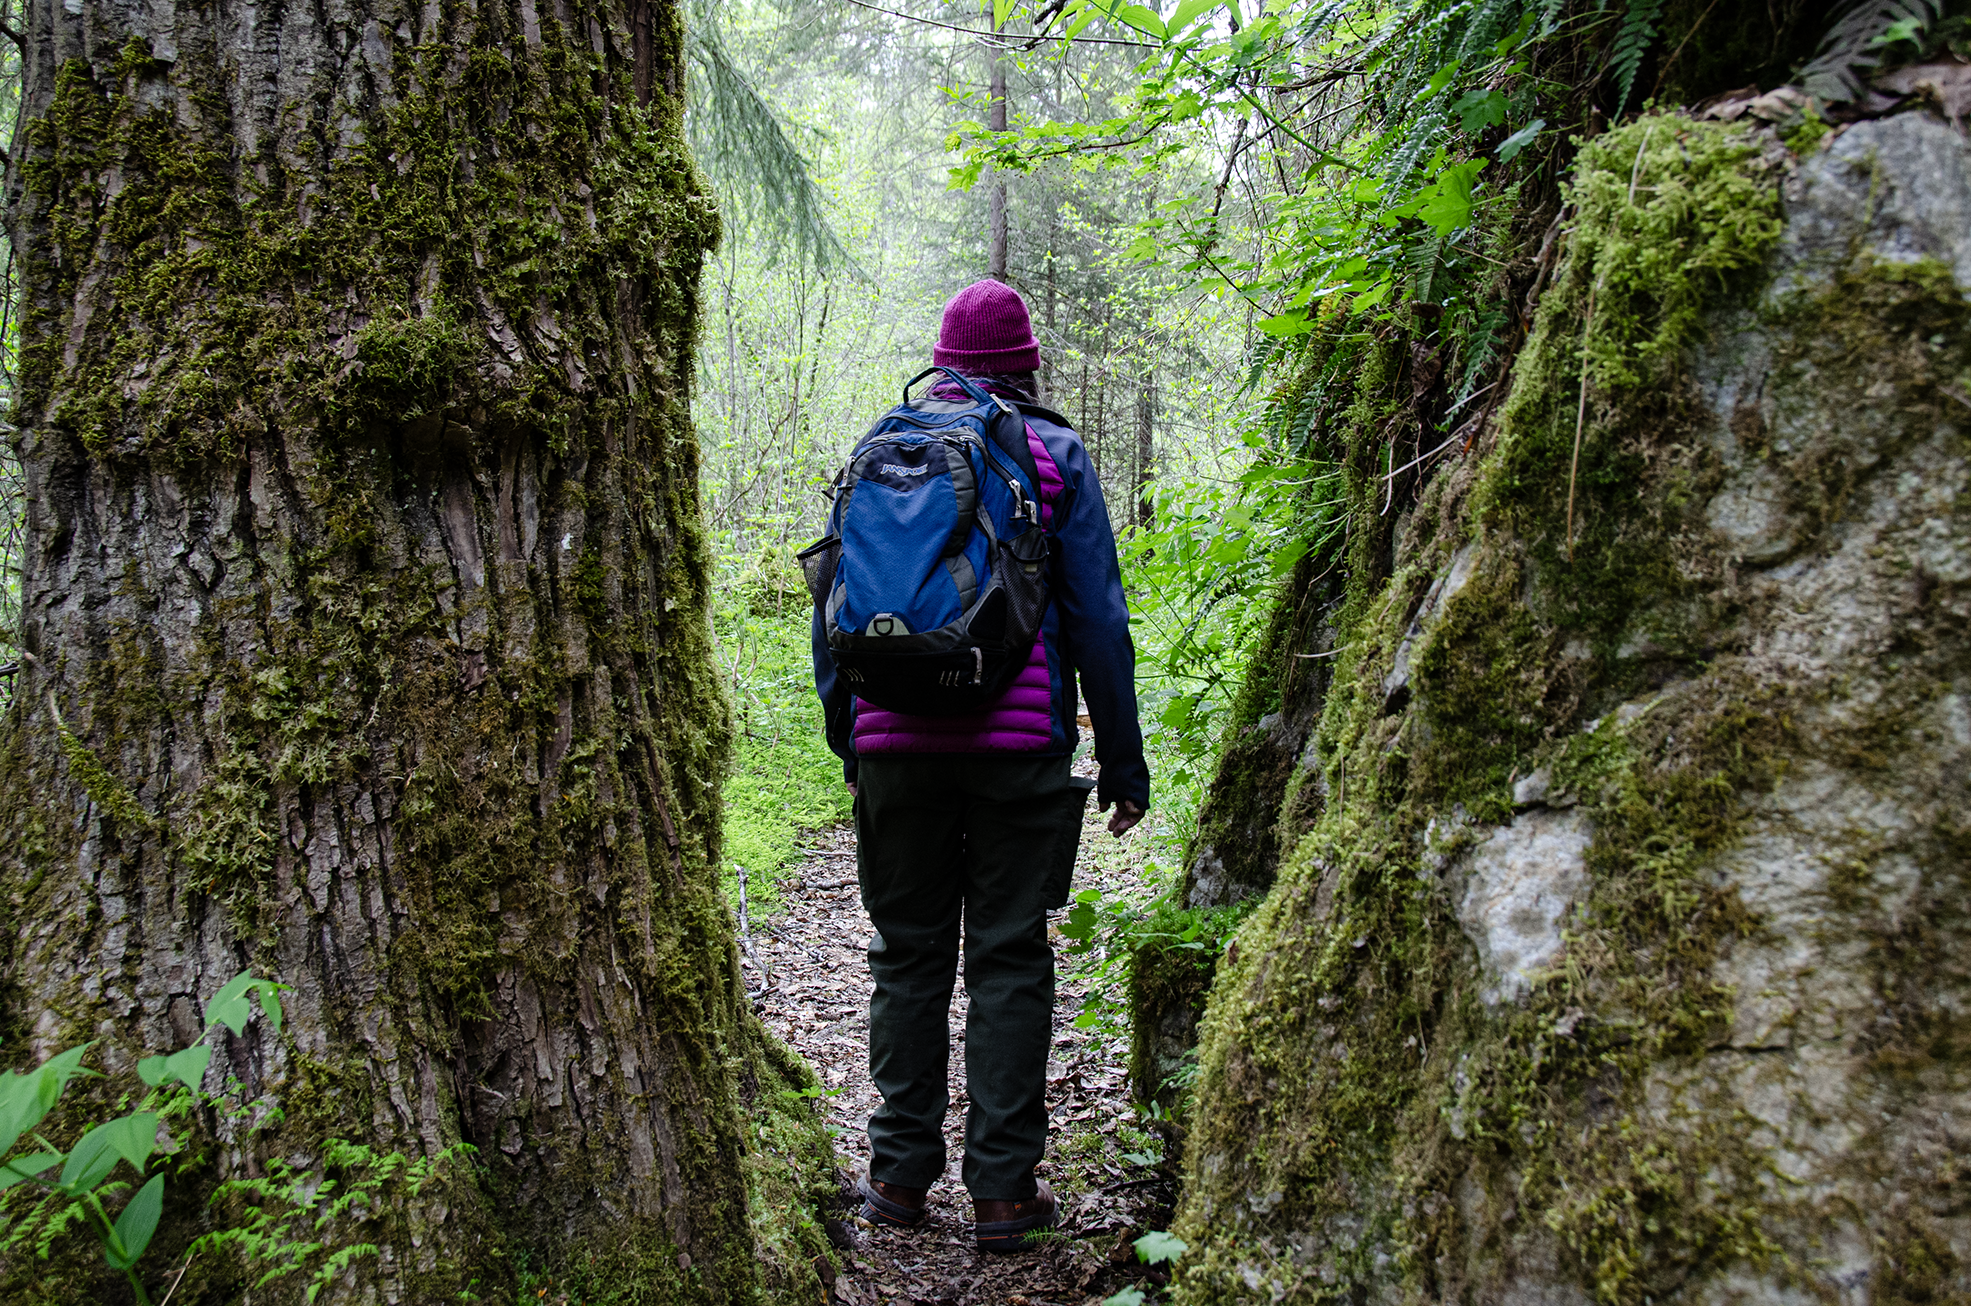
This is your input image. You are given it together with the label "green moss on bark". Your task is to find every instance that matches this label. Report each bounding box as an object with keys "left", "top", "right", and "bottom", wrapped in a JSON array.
[{"left": 0, "top": 0, "right": 839, "bottom": 1300}]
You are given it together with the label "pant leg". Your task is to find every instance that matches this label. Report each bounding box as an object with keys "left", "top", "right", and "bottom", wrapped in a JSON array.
[
  {"left": 854, "top": 756, "right": 966, "bottom": 1188},
  {"left": 957, "top": 754, "right": 1073, "bottom": 1200}
]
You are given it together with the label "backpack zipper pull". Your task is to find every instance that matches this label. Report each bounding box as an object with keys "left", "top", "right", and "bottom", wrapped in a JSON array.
[{"left": 972, "top": 647, "right": 984, "bottom": 685}]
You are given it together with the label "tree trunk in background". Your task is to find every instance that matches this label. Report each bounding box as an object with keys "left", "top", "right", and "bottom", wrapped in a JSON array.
[
  {"left": 1040, "top": 237, "right": 1058, "bottom": 401},
  {"left": 0, "top": 0, "right": 827, "bottom": 1301},
  {"left": 1133, "top": 375, "right": 1154, "bottom": 530},
  {"left": 985, "top": 1, "right": 1008, "bottom": 281}
]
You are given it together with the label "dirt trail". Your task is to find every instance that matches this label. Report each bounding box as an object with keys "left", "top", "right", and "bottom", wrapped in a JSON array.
[{"left": 743, "top": 762, "right": 1172, "bottom": 1306}]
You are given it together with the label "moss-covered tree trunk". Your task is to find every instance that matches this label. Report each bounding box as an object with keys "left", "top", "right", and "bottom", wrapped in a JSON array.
[{"left": 0, "top": 0, "right": 827, "bottom": 1301}]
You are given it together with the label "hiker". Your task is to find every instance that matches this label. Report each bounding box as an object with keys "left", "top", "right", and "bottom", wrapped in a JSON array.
[{"left": 808, "top": 279, "right": 1149, "bottom": 1251}]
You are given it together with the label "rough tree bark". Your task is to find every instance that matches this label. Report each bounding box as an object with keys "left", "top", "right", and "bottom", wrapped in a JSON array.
[{"left": 0, "top": 0, "right": 829, "bottom": 1301}]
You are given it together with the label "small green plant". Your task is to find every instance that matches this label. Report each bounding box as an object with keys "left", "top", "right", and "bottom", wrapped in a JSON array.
[
  {"left": 1060, "top": 880, "right": 1250, "bottom": 1039},
  {"left": 194, "top": 1138, "right": 474, "bottom": 1303},
  {"left": 0, "top": 971, "right": 287, "bottom": 1304},
  {"left": 1134, "top": 1229, "right": 1188, "bottom": 1265},
  {"left": 1102, "top": 1230, "right": 1191, "bottom": 1306}
]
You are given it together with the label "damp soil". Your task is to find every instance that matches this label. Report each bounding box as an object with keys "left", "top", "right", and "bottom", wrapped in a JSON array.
[{"left": 743, "top": 761, "right": 1175, "bottom": 1306}]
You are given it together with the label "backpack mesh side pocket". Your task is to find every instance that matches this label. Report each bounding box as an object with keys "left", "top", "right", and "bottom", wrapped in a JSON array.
[
  {"left": 797, "top": 536, "right": 842, "bottom": 610},
  {"left": 1000, "top": 527, "right": 1050, "bottom": 642}
]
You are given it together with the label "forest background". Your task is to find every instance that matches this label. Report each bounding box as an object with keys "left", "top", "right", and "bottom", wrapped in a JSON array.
[
  {"left": 2, "top": 0, "right": 1960, "bottom": 1298},
  {"left": 694, "top": 0, "right": 1287, "bottom": 916}
]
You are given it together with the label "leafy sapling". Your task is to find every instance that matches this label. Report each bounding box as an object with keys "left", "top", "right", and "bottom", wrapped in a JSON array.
[
  {"left": 0, "top": 970, "right": 288, "bottom": 1305},
  {"left": 1100, "top": 1230, "right": 1191, "bottom": 1305}
]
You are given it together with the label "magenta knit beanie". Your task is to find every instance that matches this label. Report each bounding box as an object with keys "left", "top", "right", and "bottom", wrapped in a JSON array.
[{"left": 933, "top": 280, "right": 1041, "bottom": 373}]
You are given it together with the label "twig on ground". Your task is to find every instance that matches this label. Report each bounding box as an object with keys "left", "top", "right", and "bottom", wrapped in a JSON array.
[
  {"left": 1567, "top": 280, "right": 1598, "bottom": 563},
  {"left": 157, "top": 1253, "right": 196, "bottom": 1306},
  {"left": 736, "top": 864, "right": 770, "bottom": 989}
]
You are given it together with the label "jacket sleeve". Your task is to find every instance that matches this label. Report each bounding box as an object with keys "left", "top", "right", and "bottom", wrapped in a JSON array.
[
  {"left": 812, "top": 606, "right": 859, "bottom": 785},
  {"left": 1048, "top": 433, "right": 1150, "bottom": 811}
]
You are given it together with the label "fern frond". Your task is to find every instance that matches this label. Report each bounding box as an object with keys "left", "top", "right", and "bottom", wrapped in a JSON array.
[
  {"left": 1409, "top": 230, "right": 1447, "bottom": 304},
  {"left": 1608, "top": 0, "right": 1664, "bottom": 119},
  {"left": 1455, "top": 0, "right": 1524, "bottom": 66},
  {"left": 1796, "top": 0, "right": 1943, "bottom": 103}
]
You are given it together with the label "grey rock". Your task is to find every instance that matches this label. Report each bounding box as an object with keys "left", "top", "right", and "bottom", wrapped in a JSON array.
[
  {"left": 1384, "top": 543, "right": 1481, "bottom": 707},
  {"left": 1457, "top": 809, "right": 1593, "bottom": 1004}
]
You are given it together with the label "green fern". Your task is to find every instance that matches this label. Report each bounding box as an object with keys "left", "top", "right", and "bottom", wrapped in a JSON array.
[
  {"left": 1797, "top": 0, "right": 1944, "bottom": 103},
  {"left": 1608, "top": 0, "right": 1664, "bottom": 120}
]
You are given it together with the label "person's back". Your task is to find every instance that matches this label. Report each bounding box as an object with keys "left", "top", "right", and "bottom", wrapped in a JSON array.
[{"left": 810, "top": 279, "right": 1148, "bottom": 1250}]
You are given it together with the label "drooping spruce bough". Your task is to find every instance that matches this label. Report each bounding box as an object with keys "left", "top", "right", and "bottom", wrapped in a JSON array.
[{"left": 0, "top": 0, "right": 834, "bottom": 1300}]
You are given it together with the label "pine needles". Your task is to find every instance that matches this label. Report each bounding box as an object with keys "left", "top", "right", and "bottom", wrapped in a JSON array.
[{"left": 686, "top": 0, "right": 847, "bottom": 269}]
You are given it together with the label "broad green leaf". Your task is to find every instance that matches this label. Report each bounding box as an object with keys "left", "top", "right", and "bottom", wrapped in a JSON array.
[
  {"left": 1418, "top": 159, "right": 1486, "bottom": 234},
  {"left": 206, "top": 972, "right": 288, "bottom": 1037},
  {"left": 1421, "top": 61, "right": 1459, "bottom": 99},
  {"left": 1136, "top": 1229, "right": 1189, "bottom": 1263},
  {"left": 205, "top": 973, "right": 258, "bottom": 1036},
  {"left": 60, "top": 1113, "right": 160, "bottom": 1193},
  {"left": 254, "top": 980, "right": 286, "bottom": 1036},
  {"left": 1103, "top": 1291, "right": 1146, "bottom": 1306},
  {"left": 1168, "top": 0, "right": 1221, "bottom": 33},
  {"left": 1116, "top": 3, "right": 1166, "bottom": 38},
  {"left": 1451, "top": 88, "right": 1507, "bottom": 132},
  {"left": 0, "top": 1044, "right": 95, "bottom": 1159},
  {"left": 992, "top": 0, "right": 1014, "bottom": 30},
  {"left": 137, "top": 1044, "right": 213, "bottom": 1094},
  {"left": 0, "top": 1151, "right": 63, "bottom": 1192},
  {"left": 1496, "top": 118, "right": 1545, "bottom": 163},
  {"left": 1074, "top": 888, "right": 1102, "bottom": 905},
  {"left": 1873, "top": 15, "right": 1924, "bottom": 45},
  {"left": 104, "top": 1173, "right": 165, "bottom": 1270},
  {"left": 1353, "top": 278, "right": 1394, "bottom": 312},
  {"left": 1256, "top": 311, "right": 1311, "bottom": 337}
]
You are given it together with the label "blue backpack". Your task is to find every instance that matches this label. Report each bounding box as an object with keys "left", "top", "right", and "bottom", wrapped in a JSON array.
[{"left": 799, "top": 368, "right": 1051, "bottom": 715}]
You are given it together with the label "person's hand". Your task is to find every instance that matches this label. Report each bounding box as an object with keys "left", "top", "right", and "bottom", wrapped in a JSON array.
[
  {"left": 1107, "top": 800, "right": 1145, "bottom": 838},
  {"left": 847, "top": 781, "right": 858, "bottom": 799}
]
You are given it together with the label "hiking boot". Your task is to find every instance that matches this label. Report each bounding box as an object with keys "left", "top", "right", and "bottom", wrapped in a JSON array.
[
  {"left": 973, "top": 1179, "right": 1058, "bottom": 1252},
  {"left": 858, "top": 1176, "right": 929, "bottom": 1229}
]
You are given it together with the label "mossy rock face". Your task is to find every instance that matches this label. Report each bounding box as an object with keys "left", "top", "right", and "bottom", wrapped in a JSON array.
[{"left": 1166, "top": 112, "right": 1971, "bottom": 1304}]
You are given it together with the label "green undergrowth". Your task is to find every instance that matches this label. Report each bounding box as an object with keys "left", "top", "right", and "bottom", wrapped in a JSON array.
[
  {"left": 713, "top": 555, "right": 852, "bottom": 915},
  {"left": 1167, "top": 112, "right": 1820, "bottom": 1304}
]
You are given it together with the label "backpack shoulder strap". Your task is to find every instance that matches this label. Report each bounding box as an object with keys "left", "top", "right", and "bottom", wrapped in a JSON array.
[
  {"left": 1011, "top": 399, "right": 1074, "bottom": 430},
  {"left": 986, "top": 406, "right": 1041, "bottom": 495},
  {"left": 906, "top": 365, "right": 1043, "bottom": 496}
]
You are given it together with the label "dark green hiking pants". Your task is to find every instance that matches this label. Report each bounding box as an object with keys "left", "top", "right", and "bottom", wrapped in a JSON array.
[{"left": 854, "top": 753, "right": 1072, "bottom": 1201}]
